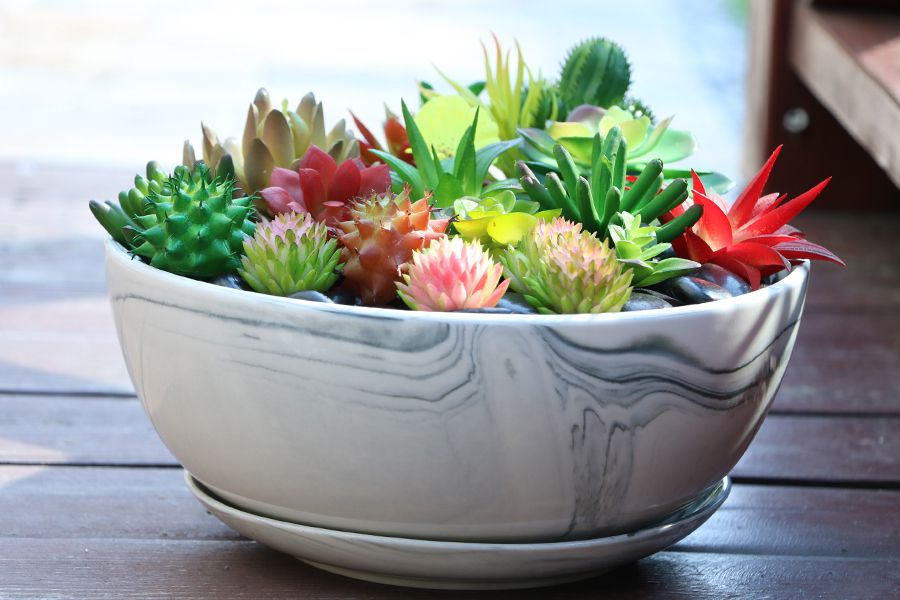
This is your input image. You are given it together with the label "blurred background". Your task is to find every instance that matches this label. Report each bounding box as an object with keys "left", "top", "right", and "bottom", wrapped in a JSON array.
[{"left": 0, "top": 0, "right": 750, "bottom": 184}]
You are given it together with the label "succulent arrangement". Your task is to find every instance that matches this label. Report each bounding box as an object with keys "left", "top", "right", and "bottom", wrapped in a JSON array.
[{"left": 91, "top": 36, "right": 844, "bottom": 315}]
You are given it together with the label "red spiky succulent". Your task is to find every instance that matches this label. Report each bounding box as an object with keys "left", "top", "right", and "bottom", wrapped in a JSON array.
[
  {"left": 350, "top": 109, "right": 413, "bottom": 167},
  {"left": 259, "top": 146, "right": 391, "bottom": 226},
  {"left": 337, "top": 188, "right": 449, "bottom": 305},
  {"left": 666, "top": 146, "right": 844, "bottom": 289}
]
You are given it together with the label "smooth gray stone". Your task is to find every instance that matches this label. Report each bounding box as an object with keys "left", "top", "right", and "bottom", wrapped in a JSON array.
[
  {"left": 289, "top": 290, "right": 334, "bottom": 303},
  {"left": 668, "top": 276, "right": 733, "bottom": 304},
  {"left": 209, "top": 274, "right": 248, "bottom": 290},
  {"left": 496, "top": 292, "right": 539, "bottom": 315},
  {"left": 635, "top": 287, "right": 683, "bottom": 307},
  {"left": 623, "top": 292, "right": 672, "bottom": 312},
  {"left": 695, "top": 264, "right": 751, "bottom": 296}
]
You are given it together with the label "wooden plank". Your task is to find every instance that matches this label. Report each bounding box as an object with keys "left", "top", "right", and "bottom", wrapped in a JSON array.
[
  {"left": 3, "top": 395, "right": 898, "bottom": 485},
  {"left": 790, "top": 3, "right": 900, "bottom": 187},
  {"left": 0, "top": 395, "right": 169, "bottom": 465},
  {"left": 734, "top": 415, "right": 900, "bottom": 484},
  {"left": 0, "top": 539, "right": 896, "bottom": 599},
  {"left": 2, "top": 466, "right": 897, "bottom": 558},
  {"left": 773, "top": 312, "right": 900, "bottom": 415},
  {"left": 0, "top": 465, "right": 897, "bottom": 598}
]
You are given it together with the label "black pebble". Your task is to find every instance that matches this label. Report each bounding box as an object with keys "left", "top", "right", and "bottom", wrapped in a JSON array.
[
  {"left": 623, "top": 292, "right": 673, "bottom": 312},
  {"left": 694, "top": 263, "right": 751, "bottom": 296},
  {"left": 495, "top": 292, "right": 539, "bottom": 314},
  {"left": 325, "top": 290, "right": 363, "bottom": 306},
  {"left": 634, "top": 288, "right": 683, "bottom": 307},
  {"left": 289, "top": 290, "right": 334, "bottom": 303},
  {"left": 209, "top": 274, "right": 249, "bottom": 290},
  {"left": 666, "top": 276, "right": 733, "bottom": 304}
]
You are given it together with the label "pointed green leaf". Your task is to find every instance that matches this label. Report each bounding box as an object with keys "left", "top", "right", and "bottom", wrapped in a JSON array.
[
  {"left": 370, "top": 150, "right": 424, "bottom": 198},
  {"left": 401, "top": 100, "right": 438, "bottom": 189}
]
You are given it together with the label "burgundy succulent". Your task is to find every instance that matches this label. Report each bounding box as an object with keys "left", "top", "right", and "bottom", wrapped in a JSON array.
[{"left": 259, "top": 146, "right": 391, "bottom": 226}]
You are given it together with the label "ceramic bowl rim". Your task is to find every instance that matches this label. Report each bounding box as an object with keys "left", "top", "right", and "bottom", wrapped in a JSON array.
[{"left": 105, "top": 238, "right": 809, "bottom": 325}]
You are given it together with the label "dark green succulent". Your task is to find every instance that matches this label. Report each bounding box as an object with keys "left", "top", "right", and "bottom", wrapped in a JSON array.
[
  {"left": 558, "top": 37, "right": 631, "bottom": 113},
  {"left": 517, "top": 126, "right": 702, "bottom": 241},
  {"left": 124, "top": 165, "right": 256, "bottom": 278}
]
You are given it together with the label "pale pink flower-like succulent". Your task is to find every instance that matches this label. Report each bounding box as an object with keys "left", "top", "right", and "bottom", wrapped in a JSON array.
[{"left": 396, "top": 237, "right": 510, "bottom": 312}]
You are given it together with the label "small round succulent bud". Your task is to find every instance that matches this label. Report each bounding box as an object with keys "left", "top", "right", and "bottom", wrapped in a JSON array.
[{"left": 396, "top": 237, "right": 510, "bottom": 312}]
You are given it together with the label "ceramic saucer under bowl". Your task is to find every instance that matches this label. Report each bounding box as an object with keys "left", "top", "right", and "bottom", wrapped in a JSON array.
[{"left": 186, "top": 472, "right": 730, "bottom": 590}]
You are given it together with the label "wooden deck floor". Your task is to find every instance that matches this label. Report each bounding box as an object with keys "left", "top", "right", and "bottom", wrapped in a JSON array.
[{"left": 1, "top": 162, "right": 899, "bottom": 598}]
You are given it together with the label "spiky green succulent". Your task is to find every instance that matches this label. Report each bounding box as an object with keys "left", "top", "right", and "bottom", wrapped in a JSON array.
[
  {"left": 89, "top": 161, "right": 168, "bottom": 245},
  {"left": 183, "top": 88, "right": 359, "bottom": 196},
  {"left": 517, "top": 126, "right": 699, "bottom": 241},
  {"left": 124, "top": 165, "right": 256, "bottom": 278},
  {"left": 501, "top": 218, "right": 633, "bottom": 314},
  {"left": 238, "top": 213, "right": 341, "bottom": 296},
  {"left": 608, "top": 211, "right": 700, "bottom": 287},
  {"left": 558, "top": 38, "right": 631, "bottom": 112}
]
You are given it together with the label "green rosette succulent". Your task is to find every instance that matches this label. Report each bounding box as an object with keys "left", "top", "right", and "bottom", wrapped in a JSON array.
[
  {"left": 501, "top": 218, "right": 633, "bottom": 314},
  {"left": 608, "top": 212, "right": 700, "bottom": 287},
  {"left": 238, "top": 213, "right": 341, "bottom": 296},
  {"left": 124, "top": 165, "right": 256, "bottom": 279},
  {"left": 452, "top": 189, "right": 560, "bottom": 249}
]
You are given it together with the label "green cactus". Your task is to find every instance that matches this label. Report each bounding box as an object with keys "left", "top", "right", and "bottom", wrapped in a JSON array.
[
  {"left": 124, "top": 164, "right": 256, "bottom": 279},
  {"left": 517, "top": 126, "right": 699, "bottom": 241},
  {"left": 558, "top": 38, "right": 631, "bottom": 112}
]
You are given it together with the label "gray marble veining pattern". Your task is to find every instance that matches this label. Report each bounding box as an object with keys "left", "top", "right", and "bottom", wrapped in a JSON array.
[{"left": 106, "top": 240, "right": 808, "bottom": 543}]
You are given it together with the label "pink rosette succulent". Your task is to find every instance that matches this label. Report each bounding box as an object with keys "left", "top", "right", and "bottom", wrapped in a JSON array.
[
  {"left": 259, "top": 146, "right": 391, "bottom": 226},
  {"left": 396, "top": 237, "right": 510, "bottom": 312}
]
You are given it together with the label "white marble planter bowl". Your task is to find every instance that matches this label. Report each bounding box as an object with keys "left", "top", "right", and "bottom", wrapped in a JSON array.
[{"left": 106, "top": 239, "right": 809, "bottom": 543}]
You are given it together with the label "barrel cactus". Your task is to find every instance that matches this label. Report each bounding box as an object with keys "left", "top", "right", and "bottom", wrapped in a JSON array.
[
  {"left": 558, "top": 37, "right": 631, "bottom": 111},
  {"left": 124, "top": 165, "right": 256, "bottom": 279}
]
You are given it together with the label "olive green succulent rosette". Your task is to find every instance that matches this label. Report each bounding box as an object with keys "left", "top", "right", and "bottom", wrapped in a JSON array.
[
  {"left": 501, "top": 218, "right": 633, "bottom": 314},
  {"left": 238, "top": 213, "right": 342, "bottom": 296}
]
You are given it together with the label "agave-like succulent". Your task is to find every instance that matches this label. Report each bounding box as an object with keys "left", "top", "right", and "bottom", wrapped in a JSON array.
[
  {"left": 608, "top": 211, "right": 700, "bottom": 287},
  {"left": 668, "top": 146, "right": 844, "bottom": 289},
  {"left": 396, "top": 237, "right": 509, "bottom": 311},
  {"left": 258, "top": 146, "right": 391, "bottom": 227},
  {"left": 123, "top": 165, "right": 256, "bottom": 279},
  {"left": 517, "top": 127, "right": 698, "bottom": 241},
  {"left": 238, "top": 212, "right": 342, "bottom": 296},
  {"left": 351, "top": 108, "right": 413, "bottom": 167},
  {"left": 89, "top": 161, "right": 168, "bottom": 245},
  {"left": 501, "top": 218, "right": 633, "bottom": 314},
  {"left": 371, "top": 101, "right": 520, "bottom": 206},
  {"left": 183, "top": 88, "right": 360, "bottom": 196},
  {"left": 337, "top": 188, "right": 450, "bottom": 305},
  {"left": 428, "top": 35, "right": 556, "bottom": 174}
]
